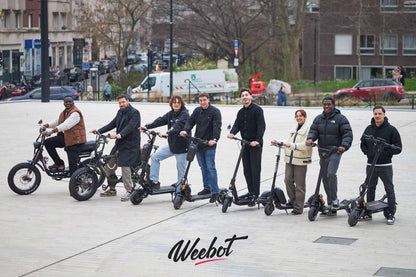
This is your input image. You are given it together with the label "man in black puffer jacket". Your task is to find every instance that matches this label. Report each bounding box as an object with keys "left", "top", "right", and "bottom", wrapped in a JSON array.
[
  {"left": 143, "top": 95, "right": 190, "bottom": 190},
  {"left": 360, "top": 106, "right": 402, "bottom": 225},
  {"left": 306, "top": 97, "right": 353, "bottom": 214}
]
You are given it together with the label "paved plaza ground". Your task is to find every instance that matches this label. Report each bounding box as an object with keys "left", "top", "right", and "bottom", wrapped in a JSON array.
[{"left": 0, "top": 100, "right": 415, "bottom": 277}]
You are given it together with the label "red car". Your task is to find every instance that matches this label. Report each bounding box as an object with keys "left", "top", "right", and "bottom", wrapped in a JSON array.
[{"left": 334, "top": 79, "right": 405, "bottom": 102}]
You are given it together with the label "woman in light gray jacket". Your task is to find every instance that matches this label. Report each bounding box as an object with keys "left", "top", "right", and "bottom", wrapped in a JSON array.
[{"left": 272, "top": 109, "right": 312, "bottom": 214}]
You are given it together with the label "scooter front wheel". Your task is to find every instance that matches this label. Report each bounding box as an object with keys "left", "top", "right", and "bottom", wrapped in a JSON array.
[
  {"left": 130, "top": 189, "right": 145, "bottom": 205},
  {"left": 348, "top": 208, "right": 360, "bottom": 227},
  {"left": 69, "top": 167, "right": 98, "bottom": 201},
  {"left": 173, "top": 194, "right": 184, "bottom": 210},
  {"left": 308, "top": 206, "right": 319, "bottom": 221},
  {"left": 8, "top": 162, "right": 41, "bottom": 195},
  {"left": 264, "top": 202, "right": 275, "bottom": 216},
  {"left": 222, "top": 197, "right": 231, "bottom": 213}
]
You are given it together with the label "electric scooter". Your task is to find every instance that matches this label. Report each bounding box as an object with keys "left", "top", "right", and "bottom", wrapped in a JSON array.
[
  {"left": 347, "top": 135, "right": 401, "bottom": 227},
  {"left": 129, "top": 128, "right": 179, "bottom": 205},
  {"left": 257, "top": 141, "right": 311, "bottom": 216},
  {"left": 173, "top": 136, "right": 226, "bottom": 209},
  {"left": 307, "top": 145, "right": 352, "bottom": 221},
  {"left": 220, "top": 137, "right": 259, "bottom": 213}
]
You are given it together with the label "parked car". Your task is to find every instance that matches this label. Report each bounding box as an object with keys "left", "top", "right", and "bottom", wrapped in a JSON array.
[
  {"left": 49, "top": 70, "right": 70, "bottom": 85},
  {"left": 102, "top": 60, "right": 116, "bottom": 73},
  {"left": 69, "top": 67, "right": 84, "bottom": 82},
  {"left": 130, "top": 62, "right": 148, "bottom": 73},
  {"left": 334, "top": 79, "right": 406, "bottom": 102},
  {"left": 90, "top": 61, "right": 106, "bottom": 75},
  {"left": 8, "top": 86, "right": 79, "bottom": 101}
]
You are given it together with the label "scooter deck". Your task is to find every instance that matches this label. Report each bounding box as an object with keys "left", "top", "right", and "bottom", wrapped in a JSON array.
[
  {"left": 151, "top": 185, "right": 176, "bottom": 195},
  {"left": 189, "top": 194, "right": 212, "bottom": 202},
  {"left": 366, "top": 199, "right": 388, "bottom": 211},
  {"left": 275, "top": 202, "right": 311, "bottom": 210}
]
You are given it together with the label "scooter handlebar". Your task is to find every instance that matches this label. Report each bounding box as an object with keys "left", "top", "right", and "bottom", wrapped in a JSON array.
[
  {"left": 191, "top": 136, "right": 210, "bottom": 145},
  {"left": 272, "top": 141, "right": 285, "bottom": 147},
  {"left": 363, "top": 134, "right": 401, "bottom": 151},
  {"left": 232, "top": 137, "right": 252, "bottom": 145}
]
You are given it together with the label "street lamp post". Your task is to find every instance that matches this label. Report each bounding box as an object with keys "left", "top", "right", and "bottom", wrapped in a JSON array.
[
  {"left": 169, "top": 0, "right": 173, "bottom": 99},
  {"left": 41, "top": 0, "right": 50, "bottom": 102}
]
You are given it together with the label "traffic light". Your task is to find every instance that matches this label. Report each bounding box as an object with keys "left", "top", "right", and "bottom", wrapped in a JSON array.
[{"left": 147, "top": 50, "right": 157, "bottom": 71}]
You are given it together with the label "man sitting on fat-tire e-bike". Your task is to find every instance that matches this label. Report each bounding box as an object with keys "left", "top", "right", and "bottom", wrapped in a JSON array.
[{"left": 43, "top": 95, "right": 87, "bottom": 175}]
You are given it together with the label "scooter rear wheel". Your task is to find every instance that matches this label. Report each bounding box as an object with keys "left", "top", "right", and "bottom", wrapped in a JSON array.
[
  {"left": 308, "top": 206, "right": 319, "bottom": 221},
  {"left": 69, "top": 167, "right": 98, "bottom": 201},
  {"left": 173, "top": 194, "right": 184, "bottom": 210},
  {"left": 348, "top": 208, "right": 360, "bottom": 227},
  {"left": 264, "top": 202, "right": 274, "bottom": 216},
  {"left": 8, "top": 162, "right": 41, "bottom": 195},
  {"left": 259, "top": 191, "right": 271, "bottom": 207},
  {"left": 222, "top": 197, "right": 230, "bottom": 213}
]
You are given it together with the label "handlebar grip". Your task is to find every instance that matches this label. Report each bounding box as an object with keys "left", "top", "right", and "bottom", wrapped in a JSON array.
[{"left": 272, "top": 141, "right": 285, "bottom": 147}]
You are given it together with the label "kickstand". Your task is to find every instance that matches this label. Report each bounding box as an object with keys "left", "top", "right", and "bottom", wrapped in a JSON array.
[{"left": 285, "top": 209, "right": 289, "bottom": 215}]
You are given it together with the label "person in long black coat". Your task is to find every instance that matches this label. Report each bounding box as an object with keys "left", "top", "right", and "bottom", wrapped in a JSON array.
[{"left": 95, "top": 94, "right": 141, "bottom": 201}]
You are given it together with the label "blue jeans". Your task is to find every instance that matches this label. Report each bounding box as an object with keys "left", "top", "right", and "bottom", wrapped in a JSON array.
[
  {"left": 149, "top": 145, "right": 187, "bottom": 186},
  {"left": 196, "top": 149, "right": 219, "bottom": 193}
]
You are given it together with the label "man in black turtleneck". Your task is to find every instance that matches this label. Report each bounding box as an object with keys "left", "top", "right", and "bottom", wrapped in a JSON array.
[
  {"left": 360, "top": 106, "right": 402, "bottom": 225},
  {"left": 227, "top": 88, "right": 266, "bottom": 205}
]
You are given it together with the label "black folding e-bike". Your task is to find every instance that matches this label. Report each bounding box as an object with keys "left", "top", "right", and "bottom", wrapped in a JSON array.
[
  {"left": 129, "top": 129, "right": 179, "bottom": 205},
  {"left": 8, "top": 123, "right": 99, "bottom": 195}
]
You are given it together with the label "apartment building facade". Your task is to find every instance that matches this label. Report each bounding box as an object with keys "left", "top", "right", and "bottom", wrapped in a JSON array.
[
  {"left": 0, "top": 0, "right": 90, "bottom": 85},
  {"left": 303, "top": 0, "right": 416, "bottom": 81}
]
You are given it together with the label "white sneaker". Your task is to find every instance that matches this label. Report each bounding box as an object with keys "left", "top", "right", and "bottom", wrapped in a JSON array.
[
  {"left": 120, "top": 192, "right": 131, "bottom": 202},
  {"left": 387, "top": 214, "right": 395, "bottom": 225}
]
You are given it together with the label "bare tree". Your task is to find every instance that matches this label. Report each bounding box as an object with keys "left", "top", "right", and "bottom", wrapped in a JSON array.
[
  {"left": 76, "top": 0, "right": 152, "bottom": 76},
  {"left": 153, "top": 0, "right": 270, "bottom": 88},
  {"left": 260, "top": 0, "right": 307, "bottom": 81}
]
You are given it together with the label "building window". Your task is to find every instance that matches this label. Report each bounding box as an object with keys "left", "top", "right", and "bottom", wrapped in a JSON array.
[
  {"left": 335, "top": 66, "right": 353, "bottom": 80},
  {"left": 53, "top": 13, "right": 59, "bottom": 30},
  {"left": 380, "top": 0, "right": 398, "bottom": 12},
  {"left": 67, "top": 46, "right": 72, "bottom": 67},
  {"left": 306, "top": 1, "right": 319, "bottom": 13},
  {"left": 15, "top": 13, "right": 21, "bottom": 29},
  {"left": 61, "top": 13, "right": 67, "bottom": 29},
  {"left": 3, "top": 12, "right": 10, "bottom": 28},
  {"left": 335, "top": 34, "right": 352, "bottom": 55},
  {"left": 380, "top": 34, "right": 397, "bottom": 55},
  {"left": 403, "top": 34, "right": 416, "bottom": 55},
  {"left": 28, "top": 14, "right": 32, "bottom": 28},
  {"left": 360, "top": 35, "right": 375, "bottom": 55},
  {"left": 403, "top": 0, "right": 416, "bottom": 12},
  {"left": 52, "top": 47, "right": 56, "bottom": 68}
]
